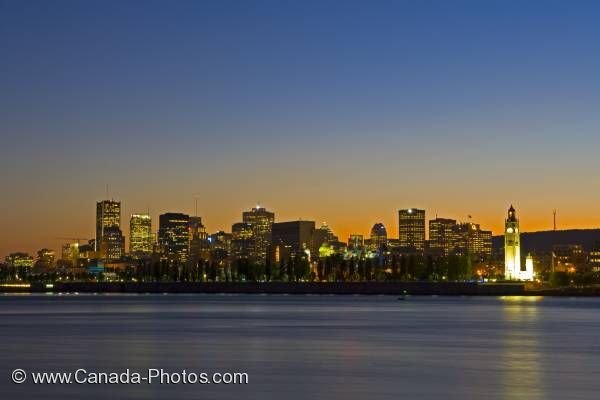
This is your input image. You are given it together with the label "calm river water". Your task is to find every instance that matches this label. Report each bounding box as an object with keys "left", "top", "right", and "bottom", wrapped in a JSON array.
[{"left": 0, "top": 294, "right": 599, "bottom": 399}]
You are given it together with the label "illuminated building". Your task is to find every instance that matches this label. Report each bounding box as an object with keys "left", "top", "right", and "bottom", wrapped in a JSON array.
[
  {"left": 59, "top": 240, "right": 95, "bottom": 274},
  {"left": 271, "top": 221, "right": 315, "bottom": 262},
  {"left": 399, "top": 208, "right": 426, "bottom": 252},
  {"left": 242, "top": 205, "right": 275, "bottom": 263},
  {"left": 96, "top": 200, "right": 124, "bottom": 260},
  {"left": 479, "top": 229, "right": 492, "bottom": 259},
  {"left": 36, "top": 248, "right": 55, "bottom": 265},
  {"left": 455, "top": 222, "right": 492, "bottom": 260},
  {"left": 34, "top": 248, "right": 55, "bottom": 272},
  {"left": 61, "top": 243, "right": 80, "bottom": 264},
  {"left": 209, "top": 231, "right": 232, "bottom": 253},
  {"left": 369, "top": 223, "right": 388, "bottom": 251},
  {"left": 96, "top": 200, "right": 121, "bottom": 251},
  {"left": 428, "top": 217, "right": 492, "bottom": 259},
  {"left": 429, "top": 218, "right": 457, "bottom": 256},
  {"left": 387, "top": 238, "right": 400, "bottom": 248},
  {"left": 589, "top": 246, "right": 600, "bottom": 272},
  {"left": 526, "top": 254, "right": 534, "bottom": 277},
  {"left": 208, "top": 230, "right": 232, "bottom": 264},
  {"left": 158, "top": 213, "right": 190, "bottom": 262},
  {"left": 231, "top": 222, "right": 254, "bottom": 260},
  {"left": 5, "top": 252, "right": 34, "bottom": 269},
  {"left": 552, "top": 244, "right": 585, "bottom": 273},
  {"left": 5, "top": 252, "right": 33, "bottom": 280},
  {"left": 312, "top": 222, "right": 339, "bottom": 257},
  {"left": 505, "top": 205, "right": 532, "bottom": 280},
  {"left": 78, "top": 240, "right": 96, "bottom": 259},
  {"left": 102, "top": 226, "right": 125, "bottom": 260},
  {"left": 348, "top": 234, "right": 364, "bottom": 250},
  {"left": 189, "top": 216, "right": 209, "bottom": 263},
  {"left": 318, "top": 243, "right": 335, "bottom": 258},
  {"left": 129, "top": 214, "right": 153, "bottom": 256}
]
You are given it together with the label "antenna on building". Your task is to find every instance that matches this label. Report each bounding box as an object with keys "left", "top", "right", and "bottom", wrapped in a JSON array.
[
  {"left": 105, "top": 184, "right": 109, "bottom": 199},
  {"left": 553, "top": 209, "right": 557, "bottom": 231},
  {"left": 194, "top": 194, "right": 199, "bottom": 217}
]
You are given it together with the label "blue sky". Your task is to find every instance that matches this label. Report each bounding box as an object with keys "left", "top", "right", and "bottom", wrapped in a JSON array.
[{"left": 1, "top": 0, "right": 600, "bottom": 256}]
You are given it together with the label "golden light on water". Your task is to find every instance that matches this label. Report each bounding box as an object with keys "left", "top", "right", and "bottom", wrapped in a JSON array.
[{"left": 499, "top": 296, "right": 544, "bottom": 302}]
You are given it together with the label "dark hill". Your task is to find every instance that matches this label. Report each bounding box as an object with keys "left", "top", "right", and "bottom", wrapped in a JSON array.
[{"left": 492, "top": 229, "right": 600, "bottom": 253}]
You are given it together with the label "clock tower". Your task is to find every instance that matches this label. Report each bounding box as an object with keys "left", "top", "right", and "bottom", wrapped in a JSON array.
[{"left": 504, "top": 205, "right": 521, "bottom": 280}]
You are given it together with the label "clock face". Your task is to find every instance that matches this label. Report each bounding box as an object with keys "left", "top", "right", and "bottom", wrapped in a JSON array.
[{"left": 506, "top": 227, "right": 514, "bottom": 233}]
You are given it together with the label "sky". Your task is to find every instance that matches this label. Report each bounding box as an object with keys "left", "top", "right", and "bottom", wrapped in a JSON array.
[{"left": 1, "top": 0, "right": 600, "bottom": 257}]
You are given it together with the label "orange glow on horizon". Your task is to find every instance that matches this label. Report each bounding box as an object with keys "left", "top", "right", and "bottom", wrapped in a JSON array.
[{"left": 2, "top": 194, "right": 600, "bottom": 259}]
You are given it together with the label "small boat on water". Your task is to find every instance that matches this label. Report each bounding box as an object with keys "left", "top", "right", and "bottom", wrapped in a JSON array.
[{"left": 398, "top": 290, "right": 408, "bottom": 300}]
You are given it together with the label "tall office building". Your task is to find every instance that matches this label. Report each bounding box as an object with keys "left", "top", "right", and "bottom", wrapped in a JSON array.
[
  {"left": 399, "top": 208, "right": 426, "bottom": 252},
  {"left": 231, "top": 222, "right": 254, "bottom": 260},
  {"left": 479, "top": 228, "right": 492, "bottom": 260},
  {"left": 189, "top": 216, "right": 209, "bottom": 263},
  {"left": 242, "top": 205, "right": 275, "bottom": 264},
  {"left": 96, "top": 200, "right": 122, "bottom": 254},
  {"left": 158, "top": 213, "right": 190, "bottom": 262},
  {"left": 455, "top": 222, "right": 492, "bottom": 260},
  {"left": 429, "top": 218, "right": 457, "bottom": 256},
  {"left": 102, "top": 226, "right": 125, "bottom": 260},
  {"left": 129, "top": 214, "right": 153, "bottom": 256},
  {"left": 271, "top": 221, "right": 315, "bottom": 262},
  {"left": 96, "top": 200, "right": 124, "bottom": 260}
]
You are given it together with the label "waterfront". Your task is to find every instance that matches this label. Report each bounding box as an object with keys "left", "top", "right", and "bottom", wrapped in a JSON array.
[{"left": 1, "top": 295, "right": 599, "bottom": 399}]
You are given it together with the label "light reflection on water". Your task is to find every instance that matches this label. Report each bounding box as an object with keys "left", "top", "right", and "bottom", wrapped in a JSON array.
[
  {"left": 0, "top": 294, "right": 599, "bottom": 400},
  {"left": 501, "top": 299, "right": 543, "bottom": 400}
]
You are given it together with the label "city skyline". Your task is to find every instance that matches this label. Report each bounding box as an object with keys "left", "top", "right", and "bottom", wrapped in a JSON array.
[
  {"left": 3, "top": 1, "right": 600, "bottom": 257},
  {"left": 3, "top": 3, "right": 600, "bottom": 400},
  {"left": 0, "top": 195, "right": 586, "bottom": 258}
]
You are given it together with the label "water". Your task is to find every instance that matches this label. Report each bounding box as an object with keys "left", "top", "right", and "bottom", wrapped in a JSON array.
[{"left": 1, "top": 294, "right": 599, "bottom": 399}]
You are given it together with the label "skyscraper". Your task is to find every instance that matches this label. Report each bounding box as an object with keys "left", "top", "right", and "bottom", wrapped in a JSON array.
[
  {"left": 158, "top": 213, "right": 190, "bottom": 262},
  {"left": 96, "top": 200, "right": 124, "bottom": 260},
  {"left": 429, "top": 218, "right": 457, "bottom": 256},
  {"left": 399, "top": 208, "right": 426, "bottom": 252},
  {"left": 242, "top": 205, "right": 275, "bottom": 264},
  {"left": 96, "top": 200, "right": 121, "bottom": 249},
  {"left": 231, "top": 222, "right": 254, "bottom": 260},
  {"left": 189, "top": 216, "right": 209, "bottom": 263},
  {"left": 129, "top": 214, "right": 153, "bottom": 256}
]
